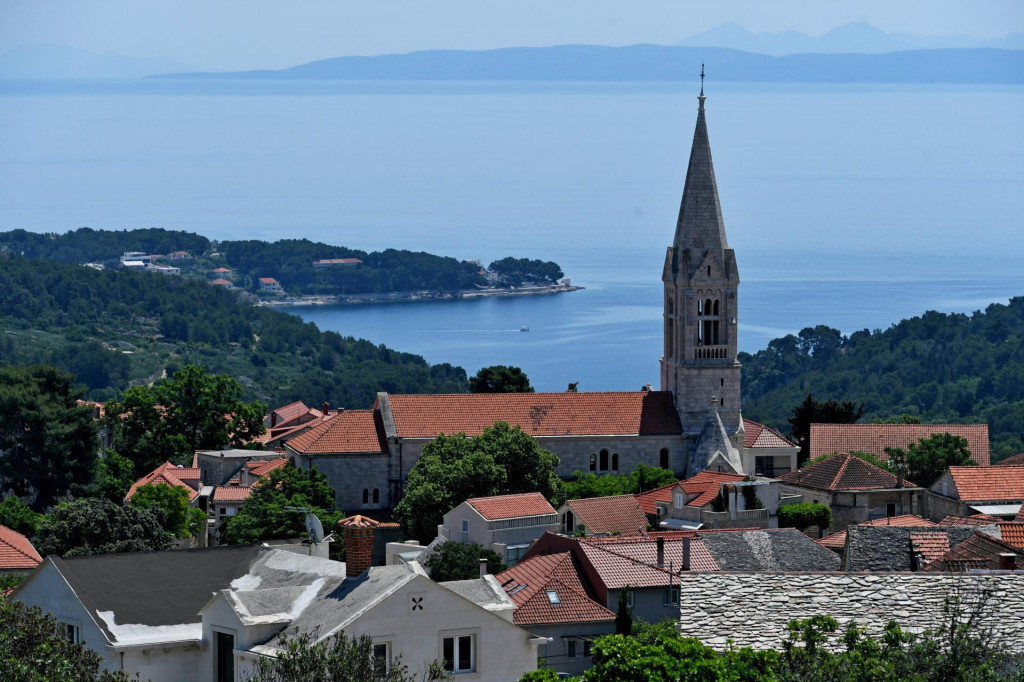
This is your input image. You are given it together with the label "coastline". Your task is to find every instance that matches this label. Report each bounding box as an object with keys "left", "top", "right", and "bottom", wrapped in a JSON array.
[{"left": 259, "top": 282, "right": 583, "bottom": 308}]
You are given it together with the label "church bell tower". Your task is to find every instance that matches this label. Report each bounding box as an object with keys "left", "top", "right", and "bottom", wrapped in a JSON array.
[{"left": 661, "top": 70, "right": 742, "bottom": 437}]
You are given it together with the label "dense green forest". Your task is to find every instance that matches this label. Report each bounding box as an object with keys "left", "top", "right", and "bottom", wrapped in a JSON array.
[
  {"left": 0, "top": 228, "right": 565, "bottom": 297},
  {"left": 0, "top": 256, "right": 468, "bottom": 404},
  {"left": 740, "top": 298, "right": 1024, "bottom": 462}
]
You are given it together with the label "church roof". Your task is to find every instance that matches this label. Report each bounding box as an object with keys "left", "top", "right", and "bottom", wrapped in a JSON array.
[
  {"left": 688, "top": 409, "right": 742, "bottom": 476},
  {"left": 809, "top": 423, "right": 990, "bottom": 466},
  {"left": 672, "top": 94, "right": 729, "bottom": 264},
  {"left": 380, "top": 391, "right": 681, "bottom": 438}
]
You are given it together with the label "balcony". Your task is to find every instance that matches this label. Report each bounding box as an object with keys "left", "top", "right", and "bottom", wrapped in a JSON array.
[{"left": 693, "top": 345, "right": 729, "bottom": 359}]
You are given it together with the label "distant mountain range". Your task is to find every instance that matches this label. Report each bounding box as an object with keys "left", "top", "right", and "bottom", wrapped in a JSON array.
[
  {"left": 0, "top": 45, "right": 194, "bottom": 79},
  {"left": 152, "top": 45, "right": 1023, "bottom": 84},
  {"left": 678, "top": 22, "right": 1024, "bottom": 56}
]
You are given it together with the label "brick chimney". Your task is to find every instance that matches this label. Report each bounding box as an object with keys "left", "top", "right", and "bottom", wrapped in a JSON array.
[
  {"left": 682, "top": 536, "right": 691, "bottom": 571},
  {"left": 656, "top": 536, "right": 665, "bottom": 567},
  {"left": 322, "top": 401, "right": 330, "bottom": 416},
  {"left": 339, "top": 514, "right": 379, "bottom": 578},
  {"left": 998, "top": 553, "right": 1017, "bottom": 571}
]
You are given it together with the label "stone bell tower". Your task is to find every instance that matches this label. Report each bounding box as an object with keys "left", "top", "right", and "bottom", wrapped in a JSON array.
[{"left": 661, "top": 71, "right": 742, "bottom": 438}]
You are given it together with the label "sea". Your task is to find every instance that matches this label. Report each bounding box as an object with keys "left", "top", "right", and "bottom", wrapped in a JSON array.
[{"left": 1, "top": 79, "right": 1022, "bottom": 392}]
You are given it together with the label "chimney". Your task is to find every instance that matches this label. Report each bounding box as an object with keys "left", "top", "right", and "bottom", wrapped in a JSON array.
[
  {"left": 322, "top": 401, "right": 330, "bottom": 416},
  {"left": 270, "top": 412, "right": 277, "bottom": 428},
  {"left": 479, "top": 557, "right": 489, "bottom": 578},
  {"left": 896, "top": 468, "right": 903, "bottom": 489},
  {"left": 998, "top": 553, "right": 1017, "bottom": 571},
  {"left": 656, "top": 536, "right": 665, "bottom": 567},
  {"left": 339, "top": 515, "right": 379, "bottom": 578},
  {"left": 682, "top": 537, "right": 692, "bottom": 571}
]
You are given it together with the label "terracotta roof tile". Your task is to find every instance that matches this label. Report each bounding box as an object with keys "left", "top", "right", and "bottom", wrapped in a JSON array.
[
  {"left": 272, "top": 401, "right": 311, "bottom": 425},
  {"left": 779, "top": 453, "right": 913, "bottom": 492},
  {"left": 809, "top": 423, "right": 989, "bottom": 466},
  {"left": 213, "top": 487, "right": 253, "bottom": 502},
  {"left": 816, "top": 533, "right": 847, "bottom": 550},
  {"left": 246, "top": 457, "right": 290, "bottom": 478},
  {"left": 576, "top": 536, "right": 719, "bottom": 587},
  {"left": 634, "top": 471, "right": 745, "bottom": 515},
  {"left": 996, "top": 452, "right": 1024, "bottom": 466},
  {"left": 566, "top": 495, "right": 649, "bottom": 536},
  {"left": 743, "top": 419, "right": 796, "bottom": 448},
  {"left": 910, "top": 531, "right": 950, "bottom": 562},
  {"left": 996, "top": 523, "right": 1024, "bottom": 550},
  {"left": 382, "top": 391, "right": 681, "bottom": 438},
  {"left": 495, "top": 552, "right": 614, "bottom": 625},
  {"left": 125, "top": 462, "right": 200, "bottom": 501},
  {"left": 939, "top": 514, "right": 1002, "bottom": 527},
  {"left": 467, "top": 493, "right": 556, "bottom": 521},
  {"left": 0, "top": 524, "right": 42, "bottom": 570},
  {"left": 925, "top": 530, "right": 1024, "bottom": 571},
  {"left": 944, "top": 466, "right": 1024, "bottom": 502},
  {"left": 513, "top": 577, "right": 616, "bottom": 625},
  {"left": 285, "top": 410, "right": 388, "bottom": 455},
  {"left": 339, "top": 514, "right": 380, "bottom": 528}
]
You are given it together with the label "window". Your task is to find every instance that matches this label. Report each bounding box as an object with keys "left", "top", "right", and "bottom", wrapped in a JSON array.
[
  {"left": 215, "top": 632, "right": 235, "bottom": 682},
  {"left": 460, "top": 519, "right": 469, "bottom": 543},
  {"left": 886, "top": 503, "right": 897, "bottom": 517},
  {"left": 663, "top": 587, "right": 680, "bottom": 606},
  {"left": 442, "top": 634, "right": 475, "bottom": 673},
  {"left": 372, "top": 488, "right": 380, "bottom": 504},
  {"left": 611, "top": 453, "right": 619, "bottom": 471},
  {"left": 59, "top": 622, "right": 79, "bottom": 644},
  {"left": 673, "top": 492, "right": 685, "bottom": 508},
  {"left": 584, "top": 640, "right": 593, "bottom": 657},
  {"left": 362, "top": 489, "right": 369, "bottom": 504},
  {"left": 625, "top": 591, "right": 634, "bottom": 608},
  {"left": 568, "top": 640, "right": 577, "bottom": 658},
  {"left": 546, "top": 589, "right": 560, "bottom": 605},
  {"left": 506, "top": 544, "right": 529, "bottom": 565},
  {"left": 373, "top": 642, "right": 391, "bottom": 677},
  {"left": 589, "top": 454, "right": 596, "bottom": 471},
  {"left": 599, "top": 449, "right": 609, "bottom": 471},
  {"left": 660, "top": 448, "right": 669, "bottom": 469},
  {"left": 713, "top": 299, "right": 719, "bottom": 315}
]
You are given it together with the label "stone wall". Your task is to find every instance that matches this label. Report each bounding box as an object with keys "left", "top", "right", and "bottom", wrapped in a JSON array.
[
  {"left": 924, "top": 490, "right": 967, "bottom": 522},
  {"left": 299, "top": 453, "right": 393, "bottom": 513},
  {"left": 676, "top": 572, "right": 1024, "bottom": 653}
]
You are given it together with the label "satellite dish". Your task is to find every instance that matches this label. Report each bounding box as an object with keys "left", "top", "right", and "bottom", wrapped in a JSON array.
[{"left": 305, "top": 513, "right": 325, "bottom": 545}]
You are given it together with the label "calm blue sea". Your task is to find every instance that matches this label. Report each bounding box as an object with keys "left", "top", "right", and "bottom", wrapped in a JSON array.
[{"left": 1, "top": 79, "right": 1022, "bottom": 391}]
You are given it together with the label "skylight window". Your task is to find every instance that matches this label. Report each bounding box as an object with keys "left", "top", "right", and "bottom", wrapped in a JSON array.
[{"left": 546, "top": 590, "right": 560, "bottom": 605}]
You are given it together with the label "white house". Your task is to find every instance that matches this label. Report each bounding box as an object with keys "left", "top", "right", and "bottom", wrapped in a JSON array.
[{"left": 440, "top": 492, "right": 559, "bottom": 565}]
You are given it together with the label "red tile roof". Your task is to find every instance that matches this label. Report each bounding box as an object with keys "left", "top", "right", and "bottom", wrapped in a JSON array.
[
  {"left": 634, "top": 471, "right": 745, "bottom": 515},
  {"left": 924, "top": 530, "right": 1024, "bottom": 572},
  {"left": 246, "top": 457, "right": 290, "bottom": 478},
  {"left": 210, "top": 278, "right": 233, "bottom": 286},
  {"left": 285, "top": 410, "right": 388, "bottom": 454},
  {"left": 743, "top": 419, "right": 796, "bottom": 448},
  {"left": 382, "top": 391, "right": 681, "bottom": 438},
  {"left": 997, "top": 523, "right": 1024, "bottom": 550},
  {"left": 809, "top": 423, "right": 990, "bottom": 466},
  {"left": 213, "top": 487, "right": 253, "bottom": 502},
  {"left": 944, "top": 466, "right": 1024, "bottom": 502},
  {"left": 340, "top": 514, "right": 380, "bottom": 528},
  {"left": 467, "top": 493, "right": 556, "bottom": 521},
  {"left": 910, "top": 531, "right": 950, "bottom": 563},
  {"left": 997, "top": 452, "right": 1024, "bottom": 466},
  {"left": 939, "top": 514, "right": 1003, "bottom": 527},
  {"left": 0, "top": 524, "right": 42, "bottom": 570},
  {"left": 273, "top": 401, "right": 312, "bottom": 425},
  {"left": 779, "top": 453, "right": 913, "bottom": 492},
  {"left": 258, "top": 277, "right": 279, "bottom": 284},
  {"left": 816, "top": 514, "right": 936, "bottom": 551},
  {"left": 566, "top": 495, "right": 649, "bottom": 536},
  {"left": 125, "top": 462, "right": 200, "bottom": 501},
  {"left": 495, "top": 552, "right": 614, "bottom": 626},
  {"left": 576, "top": 535, "right": 719, "bottom": 587}
]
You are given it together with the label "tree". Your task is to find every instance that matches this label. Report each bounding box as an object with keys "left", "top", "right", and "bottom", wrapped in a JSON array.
[
  {"left": 0, "top": 600, "right": 137, "bottom": 682},
  {"left": 107, "top": 364, "right": 266, "bottom": 474},
  {"left": 394, "top": 423, "right": 560, "bottom": 544},
  {"left": 788, "top": 395, "right": 864, "bottom": 466},
  {"left": 885, "top": 432, "right": 976, "bottom": 489},
  {"left": 220, "top": 465, "right": 342, "bottom": 545},
  {"left": 423, "top": 541, "right": 506, "bottom": 581},
  {"left": 34, "top": 498, "right": 175, "bottom": 557},
  {"left": 777, "top": 503, "right": 832, "bottom": 533},
  {"left": 128, "top": 483, "right": 204, "bottom": 539},
  {"left": 0, "top": 497, "right": 44, "bottom": 537},
  {"left": 0, "top": 365, "right": 99, "bottom": 511},
  {"left": 245, "top": 627, "right": 451, "bottom": 682},
  {"left": 469, "top": 365, "right": 534, "bottom": 393},
  {"left": 558, "top": 465, "right": 677, "bottom": 506},
  {"left": 94, "top": 452, "right": 136, "bottom": 504}
]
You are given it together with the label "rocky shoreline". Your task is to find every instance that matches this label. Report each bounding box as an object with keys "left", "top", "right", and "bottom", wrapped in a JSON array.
[{"left": 259, "top": 282, "right": 583, "bottom": 307}]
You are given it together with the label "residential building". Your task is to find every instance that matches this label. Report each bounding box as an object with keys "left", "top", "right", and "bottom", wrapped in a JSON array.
[
  {"left": 778, "top": 453, "right": 925, "bottom": 531},
  {"left": 809, "top": 423, "right": 990, "bottom": 466},
  {"left": 167, "top": 251, "right": 192, "bottom": 261},
  {"left": 0, "top": 524, "right": 42, "bottom": 575},
  {"left": 926, "top": 465, "right": 1024, "bottom": 520},
  {"left": 675, "top": 572, "right": 1024, "bottom": 653},
  {"left": 558, "top": 495, "right": 649, "bottom": 537},
  {"left": 313, "top": 258, "right": 362, "bottom": 269},
  {"left": 635, "top": 470, "right": 745, "bottom": 529},
  {"left": 440, "top": 493, "right": 558, "bottom": 565},
  {"left": 257, "top": 277, "right": 283, "bottom": 294},
  {"left": 495, "top": 552, "right": 615, "bottom": 678},
  {"left": 816, "top": 514, "right": 936, "bottom": 554},
  {"left": 742, "top": 419, "right": 799, "bottom": 477},
  {"left": 209, "top": 277, "right": 234, "bottom": 288}
]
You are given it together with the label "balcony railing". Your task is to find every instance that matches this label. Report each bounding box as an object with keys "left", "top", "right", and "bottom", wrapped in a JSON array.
[{"left": 694, "top": 345, "right": 729, "bottom": 359}]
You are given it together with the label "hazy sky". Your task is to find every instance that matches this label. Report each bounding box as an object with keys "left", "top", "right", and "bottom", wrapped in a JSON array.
[{"left": 2, "top": 0, "right": 1023, "bottom": 70}]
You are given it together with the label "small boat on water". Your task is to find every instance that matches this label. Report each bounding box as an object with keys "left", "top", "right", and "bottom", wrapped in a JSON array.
[{"left": 520, "top": 326, "right": 530, "bottom": 332}]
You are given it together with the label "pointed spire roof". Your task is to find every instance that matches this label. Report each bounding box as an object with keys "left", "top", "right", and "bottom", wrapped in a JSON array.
[
  {"left": 688, "top": 406, "right": 743, "bottom": 476},
  {"left": 673, "top": 89, "right": 729, "bottom": 260}
]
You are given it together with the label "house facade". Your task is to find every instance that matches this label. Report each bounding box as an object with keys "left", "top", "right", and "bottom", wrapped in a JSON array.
[
  {"left": 440, "top": 493, "right": 559, "bottom": 565},
  {"left": 926, "top": 465, "right": 1024, "bottom": 521}
]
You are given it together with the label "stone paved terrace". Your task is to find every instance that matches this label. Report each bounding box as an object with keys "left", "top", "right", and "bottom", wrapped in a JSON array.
[{"left": 676, "top": 572, "right": 1024, "bottom": 653}]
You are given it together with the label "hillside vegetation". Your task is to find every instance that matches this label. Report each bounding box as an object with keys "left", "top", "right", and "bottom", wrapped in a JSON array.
[
  {"left": 0, "top": 256, "right": 467, "bottom": 404},
  {"left": 740, "top": 297, "right": 1024, "bottom": 462}
]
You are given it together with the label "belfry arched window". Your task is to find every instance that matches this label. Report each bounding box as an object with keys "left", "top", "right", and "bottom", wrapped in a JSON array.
[
  {"left": 362, "top": 489, "right": 369, "bottom": 504},
  {"left": 611, "top": 453, "right": 619, "bottom": 471},
  {"left": 372, "top": 488, "right": 379, "bottom": 504},
  {"left": 600, "top": 449, "right": 609, "bottom": 471}
]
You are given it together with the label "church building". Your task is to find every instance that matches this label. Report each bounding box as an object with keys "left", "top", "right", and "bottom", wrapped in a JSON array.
[{"left": 282, "top": 81, "right": 799, "bottom": 514}]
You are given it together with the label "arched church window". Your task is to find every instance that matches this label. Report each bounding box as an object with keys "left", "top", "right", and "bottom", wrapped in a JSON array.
[
  {"left": 372, "top": 488, "right": 379, "bottom": 504},
  {"left": 589, "top": 454, "right": 596, "bottom": 471},
  {"left": 705, "top": 298, "right": 712, "bottom": 315},
  {"left": 362, "top": 489, "right": 369, "bottom": 504},
  {"left": 697, "top": 299, "right": 703, "bottom": 315},
  {"left": 600, "top": 449, "right": 609, "bottom": 471},
  {"left": 713, "top": 299, "right": 719, "bottom": 316},
  {"left": 611, "top": 453, "right": 619, "bottom": 470},
  {"left": 660, "top": 448, "right": 669, "bottom": 469}
]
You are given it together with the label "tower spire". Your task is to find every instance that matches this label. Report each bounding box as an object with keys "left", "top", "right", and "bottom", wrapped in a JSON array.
[{"left": 699, "top": 63, "right": 705, "bottom": 97}]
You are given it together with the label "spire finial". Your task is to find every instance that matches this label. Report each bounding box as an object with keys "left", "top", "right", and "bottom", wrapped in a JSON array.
[{"left": 700, "top": 63, "right": 705, "bottom": 97}]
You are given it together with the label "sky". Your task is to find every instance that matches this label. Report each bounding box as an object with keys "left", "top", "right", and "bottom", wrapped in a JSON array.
[{"left": 2, "top": 0, "right": 1023, "bottom": 71}]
